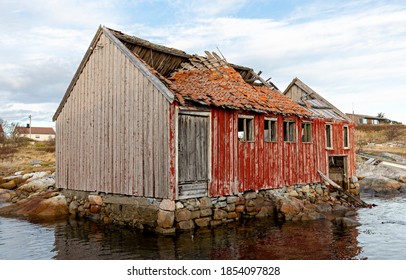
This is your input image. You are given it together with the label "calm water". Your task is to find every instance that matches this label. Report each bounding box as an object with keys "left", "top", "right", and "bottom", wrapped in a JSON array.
[{"left": 0, "top": 195, "right": 405, "bottom": 260}]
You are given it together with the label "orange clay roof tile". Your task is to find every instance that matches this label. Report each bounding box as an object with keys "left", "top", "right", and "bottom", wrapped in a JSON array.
[{"left": 169, "top": 67, "right": 311, "bottom": 116}]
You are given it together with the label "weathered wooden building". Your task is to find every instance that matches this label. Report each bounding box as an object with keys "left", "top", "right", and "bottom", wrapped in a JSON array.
[
  {"left": 53, "top": 26, "right": 356, "bottom": 202},
  {"left": 283, "top": 78, "right": 356, "bottom": 189}
]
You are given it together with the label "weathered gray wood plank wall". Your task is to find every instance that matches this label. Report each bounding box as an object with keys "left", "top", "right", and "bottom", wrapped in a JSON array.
[{"left": 56, "top": 32, "right": 171, "bottom": 198}]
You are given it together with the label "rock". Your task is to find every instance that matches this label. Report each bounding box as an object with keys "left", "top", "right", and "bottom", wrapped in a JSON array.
[
  {"left": 244, "top": 191, "right": 257, "bottom": 200},
  {"left": 0, "top": 189, "right": 12, "bottom": 201},
  {"left": 90, "top": 205, "right": 101, "bottom": 214},
  {"left": 175, "top": 208, "right": 191, "bottom": 222},
  {"left": 332, "top": 204, "right": 349, "bottom": 212},
  {"left": 301, "top": 185, "right": 310, "bottom": 193},
  {"left": 159, "top": 199, "right": 175, "bottom": 211},
  {"left": 157, "top": 210, "right": 174, "bottom": 228},
  {"left": 0, "top": 192, "right": 68, "bottom": 219},
  {"left": 15, "top": 171, "right": 23, "bottom": 176},
  {"left": 288, "top": 190, "right": 299, "bottom": 197},
  {"left": 218, "top": 196, "right": 226, "bottom": 201},
  {"left": 235, "top": 205, "right": 245, "bottom": 213},
  {"left": 155, "top": 227, "right": 176, "bottom": 235},
  {"left": 190, "top": 210, "right": 201, "bottom": 219},
  {"left": 315, "top": 185, "right": 324, "bottom": 195},
  {"left": 226, "top": 196, "right": 238, "bottom": 204},
  {"left": 380, "top": 153, "right": 406, "bottom": 164},
  {"left": 199, "top": 197, "right": 212, "bottom": 209},
  {"left": 175, "top": 202, "right": 184, "bottom": 209},
  {"left": 22, "top": 173, "right": 34, "bottom": 180},
  {"left": 215, "top": 201, "right": 227, "bottom": 208},
  {"left": 88, "top": 195, "right": 103, "bottom": 206},
  {"left": 235, "top": 196, "right": 245, "bottom": 205},
  {"left": 200, "top": 208, "right": 212, "bottom": 217},
  {"left": 19, "top": 177, "right": 55, "bottom": 192},
  {"left": 26, "top": 171, "right": 50, "bottom": 183},
  {"left": 399, "top": 175, "right": 406, "bottom": 183},
  {"left": 227, "top": 212, "right": 238, "bottom": 219},
  {"left": 177, "top": 220, "right": 195, "bottom": 230},
  {"left": 224, "top": 203, "right": 235, "bottom": 212},
  {"left": 334, "top": 217, "right": 361, "bottom": 228},
  {"left": 210, "top": 220, "right": 222, "bottom": 227},
  {"left": 278, "top": 197, "right": 303, "bottom": 220},
  {"left": 255, "top": 207, "right": 269, "bottom": 218},
  {"left": 359, "top": 176, "right": 401, "bottom": 194},
  {"left": 213, "top": 209, "right": 228, "bottom": 220},
  {"left": 345, "top": 211, "right": 357, "bottom": 217},
  {"left": 351, "top": 176, "right": 358, "bottom": 183},
  {"left": 0, "top": 180, "right": 17, "bottom": 190},
  {"left": 195, "top": 217, "right": 211, "bottom": 227},
  {"left": 301, "top": 212, "right": 323, "bottom": 221},
  {"left": 69, "top": 201, "right": 79, "bottom": 214}
]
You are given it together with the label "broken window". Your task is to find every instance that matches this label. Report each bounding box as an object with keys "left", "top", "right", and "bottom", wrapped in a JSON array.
[
  {"left": 264, "top": 118, "right": 277, "bottom": 142},
  {"left": 302, "top": 122, "right": 312, "bottom": 143},
  {"left": 238, "top": 115, "right": 254, "bottom": 142},
  {"left": 283, "top": 119, "right": 295, "bottom": 142},
  {"left": 343, "top": 126, "right": 349, "bottom": 148},
  {"left": 326, "top": 124, "right": 333, "bottom": 149}
]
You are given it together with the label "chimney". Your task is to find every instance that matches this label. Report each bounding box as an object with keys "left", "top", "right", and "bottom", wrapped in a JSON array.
[{"left": 26, "top": 124, "right": 30, "bottom": 128}]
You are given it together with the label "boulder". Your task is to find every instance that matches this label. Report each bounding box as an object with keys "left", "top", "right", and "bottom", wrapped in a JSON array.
[
  {"left": 25, "top": 171, "right": 50, "bottom": 182},
  {"left": 18, "top": 177, "right": 55, "bottom": 193},
  {"left": 88, "top": 195, "right": 103, "bottom": 206},
  {"left": 159, "top": 199, "right": 175, "bottom": 211},
  {"left": 334, "top": 217, "right": 361, "bottom": 228},
  {"left": 175, "top": 208, "right": 191, "bottom": 222},
  {"left": 0, "top": 191, "right": 68, "bottom": 220},
  {"left": 213, "top": 209, "right": 228, "bottom": 220},
  {"left": 177, "top": 220, "right": 195, "bottom": 230},
  {"left": 0, "top": 180, "right": 17, "bottom": 190},
  {"left": 278, "top": 197, "right": 303, "bottom": 220},
  {"left": 316, "top": 202, "right": 332, "bottom": 213},
  {"left": 359, "top": 176, "right": 401, "bottom": 194},
  {"left": 157, "top": 210, "right": 174, "bottom": 228},
  {"left": 199, "top": 197, "right": 212, "bottom": 209},
  {"left": 195, "top": 217, "right": 211, "bottom": 227}
]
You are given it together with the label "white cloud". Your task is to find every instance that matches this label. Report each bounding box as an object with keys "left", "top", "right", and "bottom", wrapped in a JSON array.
[{"left": 0, "top": 0, "right": 405, "bottom": 126}]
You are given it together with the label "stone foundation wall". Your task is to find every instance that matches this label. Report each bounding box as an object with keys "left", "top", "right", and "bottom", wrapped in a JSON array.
[{"left": 62, "top": 182, "right": 357, "bottom": 234}]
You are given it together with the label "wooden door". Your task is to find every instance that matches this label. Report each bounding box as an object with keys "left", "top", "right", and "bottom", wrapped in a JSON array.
[
  {"left": 328, "top": 156, "right": 348, "bottom": 189},
  {"left": 178, "top": 112, "right": 209, "bottom": 199}
]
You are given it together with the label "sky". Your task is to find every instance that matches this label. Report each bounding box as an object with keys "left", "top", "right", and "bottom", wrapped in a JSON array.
[{"left": 1, "top": 0, "right": 406, "bottom": 128}]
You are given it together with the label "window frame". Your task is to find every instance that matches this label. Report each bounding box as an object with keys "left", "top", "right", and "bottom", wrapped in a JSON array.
[
  {"left": 343, "top": 125, "right": 350, "bottom": 149},
  {"left": 325, "top": 123, "right": 333, "bottom": 149},
  {"left": 301, "top": 121, "right": 312, "bottom": 143},
  {"left": 283, "top": 119, "right": 296, "bottom": 143},
  {"left": 264, "top": 117, "right": 277, "bottom": 142},
  {"left": 238, "top": 115, "right": 255, "bottom": 142}
]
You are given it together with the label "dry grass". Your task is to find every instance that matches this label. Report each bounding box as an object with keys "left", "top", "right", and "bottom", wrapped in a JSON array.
[
  {"left": 0, "top": 141, "right": 55, "bottom": 176},
  {"left": 355, "top": 124, "right": 406, "bottom": 157}
]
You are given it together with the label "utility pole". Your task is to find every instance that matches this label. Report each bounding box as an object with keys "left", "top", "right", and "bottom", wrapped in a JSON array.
[{"left": 29, "top": 115, "right": 32, "bottom": 139}]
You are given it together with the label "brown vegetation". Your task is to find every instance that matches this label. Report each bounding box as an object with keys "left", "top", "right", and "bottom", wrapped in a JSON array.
[
  {"left": 355, "top": 124, "right": 406, "bottom": 157},
  {"left": 0, "top": 139, "right": 55, "bottom": 175}
]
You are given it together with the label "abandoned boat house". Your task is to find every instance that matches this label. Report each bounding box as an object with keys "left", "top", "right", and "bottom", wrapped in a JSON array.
[{"left": 53, "top": 26, "right": 356, "bottom": 231}]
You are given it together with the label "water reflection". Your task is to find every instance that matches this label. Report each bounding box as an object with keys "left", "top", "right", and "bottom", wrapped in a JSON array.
[{"left": 52, "top": 218, "right": 361, "bottom": 260}]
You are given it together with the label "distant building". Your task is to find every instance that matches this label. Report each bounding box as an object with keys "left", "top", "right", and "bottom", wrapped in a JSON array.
[
  {"left": 346, "top": 113, "right": 388, "bottom": 125},
  {"left": 14, "top": 125, "right": 56, "bottom": 141}
]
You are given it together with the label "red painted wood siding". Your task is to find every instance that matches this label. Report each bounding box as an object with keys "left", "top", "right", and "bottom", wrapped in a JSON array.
[{"left": 208, "top": 108, "right": 355, "bottom": 197}]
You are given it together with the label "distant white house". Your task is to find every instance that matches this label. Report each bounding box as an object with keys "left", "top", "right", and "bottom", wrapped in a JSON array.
[{"left": 15, "top": 125, "right": 56, "bottom": 141}]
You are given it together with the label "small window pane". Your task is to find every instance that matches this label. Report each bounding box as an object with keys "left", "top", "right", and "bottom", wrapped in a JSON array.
[
  {"left": 284, "top": 120, "right": 295, "bottom": 142},
  {"left": 264, "top": 119, "right": 277, "bottom": 142},
  {"left": 326, "top": 124, "right": 332, "bottom": 148},
  {"left": 343, "top": 126, "right": 349, "bottom": 148},
  {"left": 302, "top": 123, "right": 312, "bottom": 143},
  {"left": 238, "top": 116, "right": 254, "bottom": 141}
]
